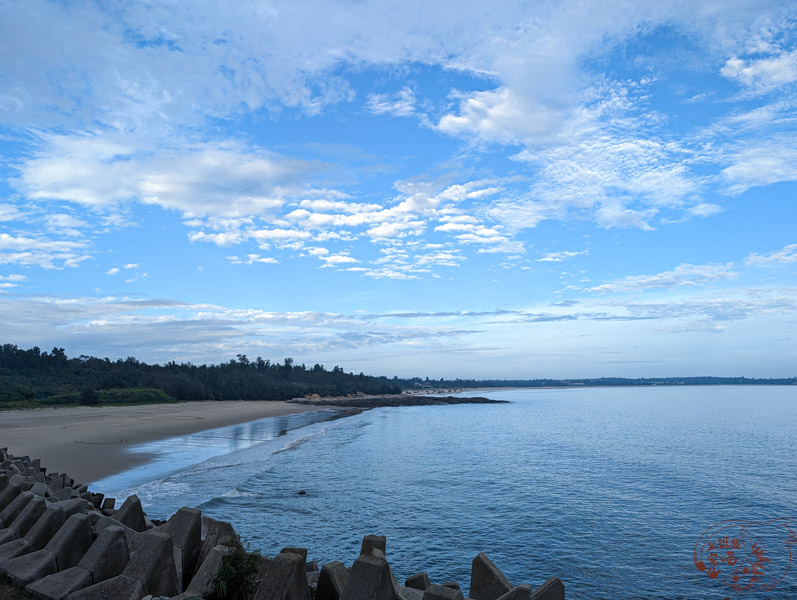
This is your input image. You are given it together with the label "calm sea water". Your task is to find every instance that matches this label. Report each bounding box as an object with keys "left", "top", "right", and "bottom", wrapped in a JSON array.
[{"left": 93, "top": 386, "right": 797, "bottom": 600}]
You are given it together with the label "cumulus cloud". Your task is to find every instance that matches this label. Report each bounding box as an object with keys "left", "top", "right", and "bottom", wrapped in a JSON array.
[
  {"left": 721, "top": 50, "right": 797, "bottom": 89},
  {"left": 0, "top": 233, "right": 90, "bottom": 269}
]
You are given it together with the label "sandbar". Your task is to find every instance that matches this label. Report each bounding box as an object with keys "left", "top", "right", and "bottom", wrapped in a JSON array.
[{"left": 0, "top": 401, "right": 321, "bottom": 484}]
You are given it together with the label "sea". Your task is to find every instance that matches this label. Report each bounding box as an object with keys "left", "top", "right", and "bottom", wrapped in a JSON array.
[{"left": 92, "top": 386, "right": 797, "bottom": 600}]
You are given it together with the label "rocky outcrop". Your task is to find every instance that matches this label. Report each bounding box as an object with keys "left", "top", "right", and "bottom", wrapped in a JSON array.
[{"left": 0, "top": 447, "right": 564, "bottom": 600}]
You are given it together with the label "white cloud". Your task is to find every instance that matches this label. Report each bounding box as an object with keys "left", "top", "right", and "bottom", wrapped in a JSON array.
[
  {"left": 227, "top": 254, "right": 279, "bottom": 265},
  {"left": 722, "top": 143, "right": 797, "bottom": 195},
  {"left": 538, "top": 250, "right": 589, "bottom": 262},
  {"left": 366, "top": 87, "right": 417, "bottom": 117},
  {"left": 590, "top": 263, "right": 737, "bottom": 293},
  {"left": 18, "top": 134, "right": 319, "bottom": 218},
  {"left": 746, "top": 243, "right": 797, "bottom": 265},
  {"left": 0, "top": 233, "right": 90, "bottom": 269},
  {"left": 721, "top": 50, "right": 797, "bottom": 89},
  {"left": 105, "top": 267, "right": 121, "bottom": 275}
]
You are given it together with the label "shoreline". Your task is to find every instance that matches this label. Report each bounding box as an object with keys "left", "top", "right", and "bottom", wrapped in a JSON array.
[{"left": 0, "top": 400, "right": 324, "bottom": 485}]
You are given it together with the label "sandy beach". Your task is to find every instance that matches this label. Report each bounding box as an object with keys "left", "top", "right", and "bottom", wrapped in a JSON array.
[{"left": 0, "top": 400, "right": 322, "bottom": 484}]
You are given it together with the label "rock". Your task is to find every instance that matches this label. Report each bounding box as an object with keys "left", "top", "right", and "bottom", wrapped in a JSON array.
[
  {"left": 316, "top": 560, "right": 349, "bottom": 600},
  {"left": 113, "top": 495, "right": 147, "bottom": 532},
  {"left": 469, "top": 553, "right": 512, "bottom": 600},
  {"left": 497, "top": 585, "right": 532, "bottom": 600},
  {"left": 531, "top": 578, "right": 564, "bottom": 600},
  {"left": 183, "top": 544, "right": 232, "bottom": 598},
  {"left": 253, "top": 551, "right": 312, "bottom": 600},
  {"left": 122, "top": 530, "right": 178, "bottom": 597},
  {"left": 405, "top": 572, "right": 431, "bottom": 591},
  {"left": 361, "top": 535, "right": 387, "bottom": 557},
  {"left": 25, "top": 565, "right": 93, "bottom": 600},
  {"left": 340, "top": 553, "right": 399, "bottom": 600},
  {"left": 422, "top": 584, "right": 464, "bottom": 600}
]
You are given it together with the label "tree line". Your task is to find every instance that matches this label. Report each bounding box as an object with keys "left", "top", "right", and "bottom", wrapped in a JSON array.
[{"left": 0, "top": 344, "right": 402, "bottom": 405}]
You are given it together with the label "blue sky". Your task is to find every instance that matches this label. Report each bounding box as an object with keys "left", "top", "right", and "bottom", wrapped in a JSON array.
[{"left": 1, "top": 1, "right": 795, "bottom": 378}]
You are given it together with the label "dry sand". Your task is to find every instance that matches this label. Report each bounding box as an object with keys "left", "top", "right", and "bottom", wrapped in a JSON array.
[{"left": 0, "top": 401, "right": 322, "bottom": 485}]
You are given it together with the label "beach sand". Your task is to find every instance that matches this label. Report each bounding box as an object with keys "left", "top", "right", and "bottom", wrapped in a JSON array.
[{"left": 0, "top": 401, "right": 322, "bottom": 484}]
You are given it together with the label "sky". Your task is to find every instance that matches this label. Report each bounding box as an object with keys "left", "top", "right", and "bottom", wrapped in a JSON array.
[{"left": 0, "top": 0, "right": 796, "bottom": 379}]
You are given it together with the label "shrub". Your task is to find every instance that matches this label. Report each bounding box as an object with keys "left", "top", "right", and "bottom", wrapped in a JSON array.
[{"left": 209, "top": 547, "right": 261, "bottom": 600}]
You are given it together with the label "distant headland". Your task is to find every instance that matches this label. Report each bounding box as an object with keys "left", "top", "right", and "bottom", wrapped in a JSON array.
[{"left": 1, "top": 344, "right": 794, "bottom": 409}]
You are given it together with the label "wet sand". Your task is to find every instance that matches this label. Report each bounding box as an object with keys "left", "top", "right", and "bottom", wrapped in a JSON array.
[{"left": 0, "top": 401, "right": 321, "bottom": 484}]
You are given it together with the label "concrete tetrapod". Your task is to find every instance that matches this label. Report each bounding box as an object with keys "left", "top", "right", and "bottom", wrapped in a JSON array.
[
  {"left": 316, "top": 560, "right": 350, "bottom": 600},
  {"left": 253, "top": 551, "right": 312, "bottom": 600},
  {"left": 469, "top": 553, "right": 513, "bottom": 600},
  {"left": 340, "top": 553, "right": 400, "bottom": 600},
  {"left": 530, "top": 577, "right": 564, "bottom": 600}
]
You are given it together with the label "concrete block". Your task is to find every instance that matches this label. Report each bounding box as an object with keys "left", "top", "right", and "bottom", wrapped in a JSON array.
[
  {"left": 422, "top": 584, "right": 464, "bottom": 600},
  {"left": 316, "top": 560, "right": 349, "bottom": 600},
  {"left": 25, "top": 507, "right": 67, "bottom": 552},
  {"left": 89, "top": 514, "right": 137, "bottom": 546},
  {"left": 340, "top": 553, "right": 399, "bottom": 600},
  {"left": 48, "top": 499, "right": 91, "bottom": 518},
  {"left": 441, "top": 583, "right": 461, "bottom": 590},
  {"left": 65, "top": 574, "right": 145, "bottom": 600},
  {"left": 308, "top": 569, "right": 320, "bottom": 589},
  {"left": 361, "top": 535, "right": 387, "bottom": 557},
  {"left": 531, "top": 578, "right": 564, "bottom": 600},
  {"left": 399, "top": 586, "right": 425, "bottom": 600},
  {"left": 406, "top": 573, "right": 431, "bottom": 591},
  {"left": 45, "top": 513, "right": 93, "bottom": 571},
  {"left": 8, "top": 495, "right": 47, "bottom": 540},
  {"left": 101, "top": 498, "right": 115, "bottom": 511},
  {"left": 469, "top": 553, "right": 512, "bottom": 600},
  {"left": 31, "top": 482, "right": 51, "bottom": 498},
  {"left": 497, "top": 585, "right": 532, "bottom": 600},
  {"left": 0, "top": 490, "right": 33, "bottom": 528},
  {"left": 122, "top": 530, "right": 178, "bottom": 597},
  {"left": 78, "top": 525, "right": 130, "bottom": 583},
  {"left": 183, "top": 544, "right": 231, "bottom": 598},
  {"left": 158, "top": 506, "right": 201, "bottom": 584},
  {"left": 0, "top": 473, "right": 7, "bottom": 492},
  {"left": 113, "top": 494, "right": 147, "bottom": 532},
  {"left": 254, "top": 551, "right": 312, "bottom": 600},
  {"left": 47, "top": 474, "right": 66, "bottom": 493},
  {"left": 194, "top": 516, "right": 241, "bottom": 576},
  {"left": 0, "top": 548, "right": 59, "bottom": 585},
  {"left": 282, "top": 546, "right": 308, "bottom": 560},
  {"left": 0, "top": 538, "right": 30, "bottom": 561},
  {"left": 26, "top": 565, "right": 93, "bottom": 600},
  {"left": 89, "top": 494, "right": 103, "bottom": 509},
  {"left": 53, "top": 488, "right": 72, "bottom": 502}
]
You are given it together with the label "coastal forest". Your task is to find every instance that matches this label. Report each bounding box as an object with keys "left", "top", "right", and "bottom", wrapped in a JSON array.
[{"left": 1, "top": 344, "right": 794, "bottom": 408}]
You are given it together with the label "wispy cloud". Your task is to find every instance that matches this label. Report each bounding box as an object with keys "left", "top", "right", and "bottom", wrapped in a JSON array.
[
  {"left": 590, "top": 264, "right": 737, "bottom": 293},
  {"left": 746, "top": 243, "right": 797, "bottom": 265}
]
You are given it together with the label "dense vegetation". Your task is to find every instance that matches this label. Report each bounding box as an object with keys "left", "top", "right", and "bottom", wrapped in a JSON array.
[
  {"left": 0, "top": 344, "right": 402, "bottom": 407},
  {"left": 1, "top": 344, "right": 793, "bottom": 408}
]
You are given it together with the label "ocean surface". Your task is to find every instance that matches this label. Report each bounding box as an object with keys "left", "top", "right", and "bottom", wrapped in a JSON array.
[{"left": 92, "top": 386, "right": 797, "bottom": 600}]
